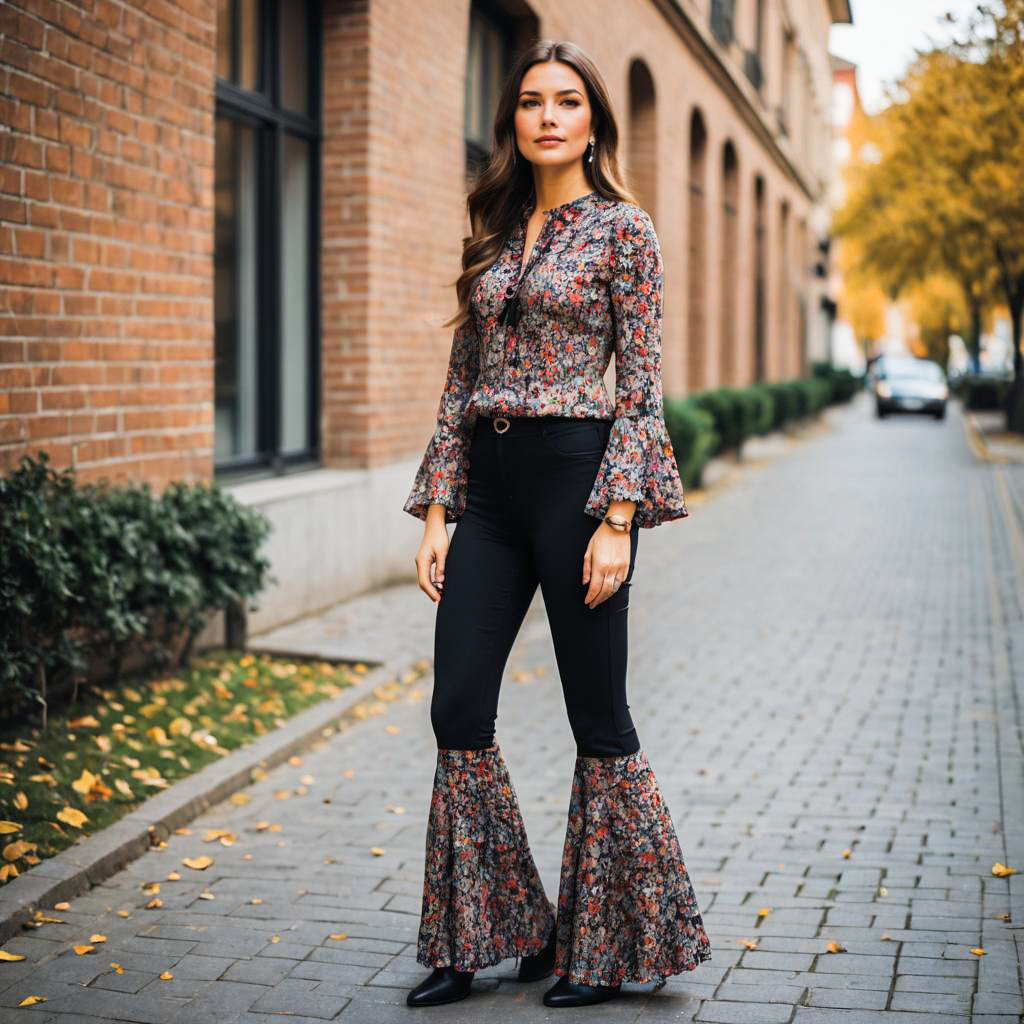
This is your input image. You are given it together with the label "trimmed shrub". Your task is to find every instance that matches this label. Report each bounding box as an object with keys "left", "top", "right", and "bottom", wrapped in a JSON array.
[
  {"left": 664, "top": 398, "right": 718, "bottom": 490},
  {"left": 811, "top": 361, "right": 862, "bottom": 403},
  {"left": 959, "top": 375, "right": 1012, "bottom": 411},
  {"left": 0, "top": 452, "right": 274, "bottom": 723}
]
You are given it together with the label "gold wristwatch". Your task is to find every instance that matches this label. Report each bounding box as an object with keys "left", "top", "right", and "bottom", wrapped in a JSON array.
[{"left": 603, "top": 513, "right": 632, "bottom": 533}]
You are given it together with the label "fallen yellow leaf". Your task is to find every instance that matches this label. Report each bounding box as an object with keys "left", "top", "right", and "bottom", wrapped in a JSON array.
[
  {"left": 328, "top": 933, "right": 347, "bottom": 941},
  {"left": 230, "top": 793, "right": 251, "bottom": 806},
  {"left": 159, "top": 970, "right": 173, "bottom": 980},
  {"left": 385, "top": 725, "right": 401, "bottom": 735},
  {"left": 198, "top": 891, "right": 216, "bottom": 901},
  {"left": 142, "top": 882, "right": 161, "bottom": 894},
  {"left": 13, "top": 792, "right": 27, "bottom": 811},
  {"left": 71, "top": 769, "right": 98, "bottom": 796},
  {"left": 3, "top": 840, "right": 36, "bottom": 862},
  {"left": 69, "top": 716, "right": 100, "bottom": 729},
  {"left": 111, "top": 962, "right": 125, "bottom": 973},
  {"left": 825, "top": 940, "right": 847, "bottom": 954},
  {"left": 270, "top": 935, "right": 281, "bottom": 944},
  {"left": 757, "top": 907, "right": 772, "bottom": 917},
  {"left": 0, "top": 864, "right": 18, "bottom": 882},
  {"left": 0, "top": 950, "right": 26, "bottom": 961},
  {"left": 166, "top": 872, "right": 181, "bottom": 881},
  {"left": 992, "top": 863, "right": 1019, "bottom": 878},
  {"left": 0, "top": 822, "right": 21, "bottom": 834},
  {"left": 114, "top": 779, "right": 133, "bottom": 797},
  {"left": 19, "top": 996, "right": 46, "bottom": 1006},
  {"left": 300, "top": 774, "right": 315, "bottom": 786},
  {"left": 182, "top": 856, "right": 213, "bottom": 870},
  {"left": 250, "top": 898, "right": 264, "bottom": 905},
  {"left": 54, "top": 902, "right": 70, "bottom": 910},
  {"left": 841, "top": 848, "right": 852, "bottom": 859},
  {"left": 56, "top": 806, "right": 88, "bottom": 829},
  {"left": 370, "top": 847, "right": 386, "bottom": 857},
  {"left": 73, "top": 945, "right": 95, "bottom": 955},
  {"left": 738, "top": 938, "right": 758, "bottom": 949},
  {"left": 145, "top": 898, "right": 163, "bottom": 909},
  {"left": 288, "top": 756, "right": 302, "bottom": 767},
  {"left": 970, "top": 947, "right": 987, "bottom": 956},
  {"left": 89, "top": 934, "right": 107, "bottom": 943}
]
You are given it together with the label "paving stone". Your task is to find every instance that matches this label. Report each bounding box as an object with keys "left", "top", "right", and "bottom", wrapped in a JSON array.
[{"left": 695, "top": 1002, "right": 793, "bottom": 1023}]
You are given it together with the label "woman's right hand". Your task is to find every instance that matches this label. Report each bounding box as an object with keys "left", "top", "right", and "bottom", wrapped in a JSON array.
[{"left": 415, "top": 505, "right": 450, "bottom": 603}]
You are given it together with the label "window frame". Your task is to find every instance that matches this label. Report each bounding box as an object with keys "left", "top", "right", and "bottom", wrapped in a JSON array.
[{"left": 213, "top": 0, "right": 324, "bottom": 481}]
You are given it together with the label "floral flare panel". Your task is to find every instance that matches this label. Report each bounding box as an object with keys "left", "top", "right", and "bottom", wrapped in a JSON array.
[
  {"left": 416, "top": 744, "right": 556, "bottom": 971},
  {"left": 555, "top": 750, "right": 712, "bottom": 986}
]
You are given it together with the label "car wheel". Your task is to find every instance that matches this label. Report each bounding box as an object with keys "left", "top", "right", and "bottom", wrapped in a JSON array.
[
  {"left": 934, "top": 407, "right": 946, "bottom": 420},
  {"left": 876, "top": 404, "right": 887, "bottom": 419}
]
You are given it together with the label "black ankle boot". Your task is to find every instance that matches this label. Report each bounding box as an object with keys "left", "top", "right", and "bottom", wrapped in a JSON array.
[
  {"left": 406, "top": 966, "right": 475, "bottom": 1006},
  {"left": 517, "top": 925, "right": 556, "bottom": 982},
  {"left": 542, "top": 974, "right": 621, "bottom": 1007}
]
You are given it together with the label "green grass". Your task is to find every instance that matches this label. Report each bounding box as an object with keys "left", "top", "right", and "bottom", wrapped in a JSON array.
[{"left": 0, "top": 650, "right": 364, "bottom": 886}]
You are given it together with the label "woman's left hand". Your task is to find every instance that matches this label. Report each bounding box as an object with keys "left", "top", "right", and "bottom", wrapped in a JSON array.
[{"left": 582, "top": 523, "right": 631, "bottom": 608}]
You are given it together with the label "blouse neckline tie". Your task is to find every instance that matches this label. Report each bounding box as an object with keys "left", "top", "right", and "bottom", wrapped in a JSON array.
[{"left": 498, "top": 190, "right": 598, "bottom": 330}]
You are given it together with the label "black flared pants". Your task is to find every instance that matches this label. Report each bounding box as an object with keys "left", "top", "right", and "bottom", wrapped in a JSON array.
[{"left": 431, "top": 413, "right": 641, "bottom": 757}]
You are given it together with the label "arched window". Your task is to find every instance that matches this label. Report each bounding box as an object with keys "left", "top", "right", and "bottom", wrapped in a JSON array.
[
  {"left": 720, "top": 141, "right": 739, "bottom": 385},
  {"left": 687, "top": 109, "right": 707, "bottom": 392},
  {"left": 752, "top": 175, "right": 767, "bottom": 381},
  {"left": 627, "top": 59, "right": 657, "bottom": 220}
]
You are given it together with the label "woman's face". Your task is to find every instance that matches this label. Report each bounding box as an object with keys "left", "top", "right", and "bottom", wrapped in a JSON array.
[{"left": 514, "top": 60, "right": 593, "bottom": 171}]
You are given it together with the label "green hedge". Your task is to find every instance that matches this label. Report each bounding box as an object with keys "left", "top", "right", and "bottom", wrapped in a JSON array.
[
  {"left": 957, "top": 374, "right": 1012, "bottom": 411},
  {"left": 665, "top": 364, "right": 855, "bottom": 489},
  {"left": 811, "top": 361, "right": 862, "bottom": 403},
  {"left": 664, "top": 399, "right": 718, "bottom": 489},
  {"left": 0, "top": 452, "right": 274, "bottom": 722}
]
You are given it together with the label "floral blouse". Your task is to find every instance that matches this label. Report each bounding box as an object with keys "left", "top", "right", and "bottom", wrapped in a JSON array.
[{"left": 403, "top": 190, "right": 688, "bottom": 529}]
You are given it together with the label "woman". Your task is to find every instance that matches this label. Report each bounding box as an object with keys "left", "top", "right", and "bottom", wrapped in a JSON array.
[{"left": 402, "top": 39, "right": 712, "bottom": 1009}]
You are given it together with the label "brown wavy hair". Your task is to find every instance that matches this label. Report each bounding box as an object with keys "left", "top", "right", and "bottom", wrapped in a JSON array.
[{"left": 446, "top": 39, "right": 638, "bottom": 328}]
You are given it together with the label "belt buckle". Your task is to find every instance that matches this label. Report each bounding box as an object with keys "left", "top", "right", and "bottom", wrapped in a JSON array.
[{"left": 493, "top": 416, "right": 510, "bottom": 434}]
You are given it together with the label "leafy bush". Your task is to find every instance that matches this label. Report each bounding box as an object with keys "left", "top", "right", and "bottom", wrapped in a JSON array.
[
  {"left": 664, "top": 398, "right": 718, "bottom": 489},
  {"left": 747, "top": 384, "right": 777, "bottom": 435},
  {"left": 0, "top": 452, "right": 274, "bottom": 723},
  {"left": 958, "top": 374, "right": 1012, "bottom": 411},
  {"left": 812, "top": 361, "right": 862, "bottom": 403}
]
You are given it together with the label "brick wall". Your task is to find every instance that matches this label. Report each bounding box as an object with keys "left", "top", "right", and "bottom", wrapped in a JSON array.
[{"left": 0, "top": 0, "right": 215, "bottom": 485}]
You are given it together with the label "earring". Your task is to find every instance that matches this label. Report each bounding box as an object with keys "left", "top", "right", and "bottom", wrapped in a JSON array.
[{"left": 588, "top": 137, "right": 595, "bottom": 164}]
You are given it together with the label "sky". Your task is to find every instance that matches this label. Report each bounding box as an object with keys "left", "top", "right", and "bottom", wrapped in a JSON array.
[{"left": 828, "top": 0, "right": 983, "bottom": 114}]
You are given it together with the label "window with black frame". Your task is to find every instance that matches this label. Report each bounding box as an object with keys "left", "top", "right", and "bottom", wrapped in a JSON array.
[
  {"left": 465, "top": 3, "right": 516, "bottom": 181},
  {"left": 214, "top": 0, "right": 322, "bottom": 478}
]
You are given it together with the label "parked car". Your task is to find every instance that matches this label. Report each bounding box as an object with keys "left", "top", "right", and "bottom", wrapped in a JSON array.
[{"left": 873, "top": 357, "right": 948, "bottom": 420}]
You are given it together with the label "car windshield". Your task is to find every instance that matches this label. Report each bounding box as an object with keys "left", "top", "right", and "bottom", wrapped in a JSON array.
[{"left": 884, "top": 361, "right": 944, "bottom": 382}]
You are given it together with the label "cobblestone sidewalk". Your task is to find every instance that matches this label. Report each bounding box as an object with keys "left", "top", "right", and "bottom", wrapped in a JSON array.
[{"left": 0, "top": 397, "right": 1021, "bottom": 1023}]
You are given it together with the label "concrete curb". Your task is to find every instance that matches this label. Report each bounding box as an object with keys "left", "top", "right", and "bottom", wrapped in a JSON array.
[
  {"left": 963, "top": 408, "right": 1011, "bottom": 465},
  {"left": 0, "top": 650, "right": 430, "bottom": 945}
]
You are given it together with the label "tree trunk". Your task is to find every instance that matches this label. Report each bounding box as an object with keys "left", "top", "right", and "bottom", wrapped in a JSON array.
[{"left": 1006, "top": 291, "right": 1024, "bottom": 434}]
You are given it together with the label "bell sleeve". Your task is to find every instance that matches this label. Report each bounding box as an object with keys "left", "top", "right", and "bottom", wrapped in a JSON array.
[
  {"left": 583, "top": 206, "right": 689, "bottom": 529},
  {"left": 403, "top": 314, "right": 481, "bottom": 524}
]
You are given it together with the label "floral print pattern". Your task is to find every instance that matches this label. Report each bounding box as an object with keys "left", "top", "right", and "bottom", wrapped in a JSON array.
[
  {"left": 554, "top": 749, "right": 712, "bottom": 986},
  {"left": 416, "top": 744, "right": 556, "bottom": 972},
  {"left": 403, "top": 191, "right": 688, "bottom": 529}
]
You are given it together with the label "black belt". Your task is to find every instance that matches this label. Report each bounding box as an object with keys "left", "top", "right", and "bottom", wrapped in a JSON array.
[{"left": 474, "top": 414, "right": 610, "bottom": 437}]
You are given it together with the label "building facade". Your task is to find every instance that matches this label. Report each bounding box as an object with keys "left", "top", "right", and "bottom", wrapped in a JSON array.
[{"left": 0, "top": 0, "right": 850, "bottom": 633}]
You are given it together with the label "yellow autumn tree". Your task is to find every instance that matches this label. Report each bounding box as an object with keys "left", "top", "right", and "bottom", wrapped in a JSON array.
[{"left": 834, "top": 1, "right": 1024, "bottom": 430}]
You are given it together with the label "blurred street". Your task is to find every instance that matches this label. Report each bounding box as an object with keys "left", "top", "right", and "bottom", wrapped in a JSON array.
[{"left": 1, "top": 394, "right": 1022, "bottom": 1023}]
